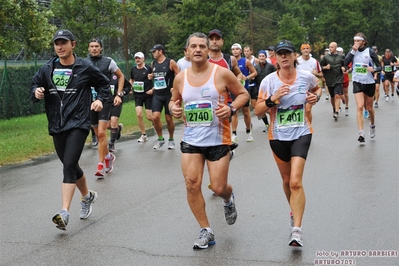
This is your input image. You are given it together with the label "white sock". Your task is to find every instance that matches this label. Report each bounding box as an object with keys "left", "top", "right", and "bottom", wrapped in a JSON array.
[{"left": 293, "top": 226, "right": 302, "bottom": 232}]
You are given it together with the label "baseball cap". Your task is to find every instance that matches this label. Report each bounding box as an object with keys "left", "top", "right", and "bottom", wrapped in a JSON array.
[
  {"left": 150, "top": 44, "right": 165, "bottom": 53},
  {"left": 275, "top": 40, "right": 295, "bottom": 53},
  {"left": 258, "top": 50, "right": 267, "bottom": 56},
  {"left": 208, "top": 29, "right": 223, "bottom": 38},
  {"left": 267, "top": 46, "right": 275, "bottom": 51},
  {"left": 52, "top": 29, "right": 75, "bottom": 42},
  {"left": 231, "top": 43, "right": 242, "bottom": 50},
  {"left": 134, "top": 52, "right": 145, "bottom": 58}
]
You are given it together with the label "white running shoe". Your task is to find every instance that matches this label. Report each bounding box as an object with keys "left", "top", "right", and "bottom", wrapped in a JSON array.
[
  {"left": 138, "top": 134, "right": 148, "bottom": 142},
  {"left": 231, "top": 134, "right": 238, "bottom": 143}
]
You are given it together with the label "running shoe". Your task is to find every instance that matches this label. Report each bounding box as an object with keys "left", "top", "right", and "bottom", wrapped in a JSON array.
[
  {"left": 231, "top": 134, "right": 238, "bottom": 143},
  {"left": 153, "top": 140, "right": 165, "bottom": 150},
  {"left": 138, "top": 134, "right": 148, "bottom": 142},
  {"left": 391, "top": 94, "right": 394, "bottom": 102},
  {"left": 374, "top": 102, "right": 379, "bottom": 108},
  {"left": 193, "top": 228, "right": 215, "bottom": 249},
  {"left": 108, "top": 142, "right": 115, "bottom": 152},
  {"left": 91, "top": 134, "right": 98, "bottom": 148},
  {"left": 80, "top": 190, "right": 98, "bottom": 219},
  {"left": 52, "top": 209, "right": 69, "bottom": 230},
  {"left": 363, "top": 110, "right": 369, "bottom": 119},
  {"left": 224, "top": 193, "right": 237, "bottom": 225},
  {"left": 370, "top": 125, "right": 376, "bottom": 139},
  {"left": 95, "top": 163, "right": 105, "bottom": 177},
  {"left": 289, "top": 211, "right": 294, "bottom": 233},
  {"left": 246, "top": 132, "right": 253, "bottom": 142},
  {"left": 289, "top": 228, "right": 303, "bottom": 247},
  {"left": 333, "top": 112, "right": 338, "bottom": 121},
  {"left": 116, "top": 123, "right": 123, "bottom": 140},
  {"left": 358, "top": 130, "right": 365, "bottom": 143},
  {"left": 325, "top": 95, "right": 329, "bottom": 101},
  {"left": 105, "top": 153, "right": 116, "bottom": 173},
  {"left": 263, "top": 125, "right": 269, "bottom": 133},
  {"left": 345, "top": 108, "right": 349, "bottom": 116},
  {"left": 385, "top": 95, "right": 389, "bottom": 102},
  {"left": 168, "top": 140, "right": 175, "bottom": 150}
]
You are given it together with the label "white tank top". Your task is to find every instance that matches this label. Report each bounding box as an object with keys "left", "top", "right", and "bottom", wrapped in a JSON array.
[
  {"left": 351, "top": 48, "right": 375, "bottom": 84},
  {"left": 181, "top": 64, "right": 231, "bottom": 146}
]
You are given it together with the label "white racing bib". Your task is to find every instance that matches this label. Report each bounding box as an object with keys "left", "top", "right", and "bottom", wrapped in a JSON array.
[
  {"left": 133, "top": 81, "right": 144, "bottom": 92},
  {"left": 184, "top": 100, "right": 214, "bottom": 127}
]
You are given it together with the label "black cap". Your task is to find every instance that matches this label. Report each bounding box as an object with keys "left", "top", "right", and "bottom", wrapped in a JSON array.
[
  {"left": 150, "top": 44, "right": 165, "bottom": 52},
  {"left": 275, "top": 40, "right": 295, "bottom": 53},
  {"left": 52, "top": 29, "right": 75, "bottom": 42},
  {"left": 267, "top": 46, "right": 275, "bottom": 51},
  {"left": 89, "top": 37, "right": 103, "bottom": 47},
  {"left": 208, "top": 29, "right": 223, "bottom": 38}
]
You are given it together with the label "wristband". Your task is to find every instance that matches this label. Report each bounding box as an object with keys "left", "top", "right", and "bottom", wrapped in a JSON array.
[{"left": 265, "top": 96, "right": 276, "bottom": 107}]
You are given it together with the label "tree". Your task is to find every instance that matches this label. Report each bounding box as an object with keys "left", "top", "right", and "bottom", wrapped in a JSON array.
[
  {"left": 50, "top": 0, "right": 124, "bottom": 57},
  {"left": 0, "top": 0, "right": 56, "bottom": 59}
]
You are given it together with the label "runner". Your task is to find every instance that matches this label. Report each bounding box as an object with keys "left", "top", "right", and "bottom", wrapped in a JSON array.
[
  {"left": 297, "top": 43, "right": 323, "bottom": 123},
  {"left": 88, "top": 37, "right": 122, "bottom": 176},
  {"left": 31, "top": 29, "right": 108, "bottom": 230},
  {"left": 148, "top": 44, "right": 180, "bottom": 150},
  {"left": 255, "top": 40, "right": 321, "bottom": 247},
  {"left": 344, "top": 32, "right": 381, "bottom": 143},
  {"left": 371, "top": 46, "right": 383, "bottom": 108},
  {"left": 320, "top": 42, "right": 345, "bottom": 121},
  {"left": 381, "top": 48, "right": 398, "bottom": 102},
  {"left": 129, "top": 52, "right": 153, "bottom": 143},
  {"left": 169, "top": 32, "right": 249, "bottom": 249},
  {"left": 230, "top": 43, "right": 257, "bottom": 142},
  {"left": 254, "top": 50, "right": 276, "bottom": 132}
]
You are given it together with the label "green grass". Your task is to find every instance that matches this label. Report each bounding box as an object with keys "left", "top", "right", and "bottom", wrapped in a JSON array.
[{"left": 0, "top": 101, "right": 159, "bottom": 166}]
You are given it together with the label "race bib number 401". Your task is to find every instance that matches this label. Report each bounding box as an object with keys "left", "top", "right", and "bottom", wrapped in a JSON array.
[
  {"left": 277, "top": 104, "right": 305, "bottom": 128},
  {"left": 184, "top": 100, "right": 213, "bottom": 127}
]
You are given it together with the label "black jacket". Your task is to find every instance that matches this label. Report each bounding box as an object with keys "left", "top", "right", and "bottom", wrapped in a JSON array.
[{"left": 30, "top": 55, "right": 110, "bottom": 135}]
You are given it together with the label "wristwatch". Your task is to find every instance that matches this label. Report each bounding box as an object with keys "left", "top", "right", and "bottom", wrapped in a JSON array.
[
  {"left": 117, "top": 92, "right": 124, "bottom": 98},
  {"left": 230, "top": 105, "right": 237, "bottom": 116}
]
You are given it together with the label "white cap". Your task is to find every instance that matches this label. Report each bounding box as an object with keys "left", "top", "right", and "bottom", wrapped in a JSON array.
[
  {"left": 231, "top": 43, "right": 242, "bottom": 50},
  {"left": 134, "top": 52, "right": 145, "bottom": 58},
  {"left": 337, "top": 47, "right": 343, "bottom": 52}
]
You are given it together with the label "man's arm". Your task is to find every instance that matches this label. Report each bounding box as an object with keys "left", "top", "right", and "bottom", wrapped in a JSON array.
[
  {"left": 245, "top": 59, "right": 257, "bottom": 80},
  {"left": 170, "top": 60, "right": 180, "bottom": 76},
  {"left": 169, "top": 72, "right": 184, "bottom": 118},
  {"left": 230, "top": 56, "right": 243, "bottom": 80}
]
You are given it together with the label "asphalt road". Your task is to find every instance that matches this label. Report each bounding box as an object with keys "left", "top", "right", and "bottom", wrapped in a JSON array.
[{"left": 1, "top": 87, "right": 398, "bottom": 266}]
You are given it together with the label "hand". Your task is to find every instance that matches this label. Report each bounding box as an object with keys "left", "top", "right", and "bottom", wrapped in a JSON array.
[
  {"left": 215, "top": 103, "right": 231, "bottom": 120},
  {"left": 35, "top": 87, "right": 45, "bottom": 99},
  {"left": 170, "top": 99, "right": 183, "bottom": 118},
  {"left": 273, "top": 84, "right": 290, "bottom": 101},
  {"left": 352, "top": 42, "right": 360, "bottom": 51},
  {"left": 148, "top": 73, "right": 154, "bottom": 80},
  {"left": 91, "top": 100, "right": 103, "bottom": 112},
  {"left": 113, "top": 95, "right": 122, "bottom": 106},
  {"left": 306, "top": 91, "right": 318, "bottom": 105},
  {"left": 146, "top": 89, "right": 154, "bottom": 95},
  {"left": 325, "top": 64, "right": 331, "bottom": 70}
]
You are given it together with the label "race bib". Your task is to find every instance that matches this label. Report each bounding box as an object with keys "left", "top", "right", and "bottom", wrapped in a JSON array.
[
  {"left": 154, "top": 77, "right": 167, "bottom": 90},
  {"left": 354, "top": 63, "right": 368, "bottom": 75},
  {"left": 276, "top": 104, "right": 305, "bottom": 128},
  {"left": 184, "top": 100, "right": 213, "bottom": 127},
  {"left": 384, "top": 65, "right": 392, "bottom": 72},
  {"left": 53, "top": 68, "right": 72, "bottom": 91},
  {"left": 133, "top": 81, "right": 144, "bottom": 92}
]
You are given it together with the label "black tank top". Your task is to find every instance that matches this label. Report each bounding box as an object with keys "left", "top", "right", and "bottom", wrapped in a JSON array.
[{"left": 152, "top": 58, "right": 174, "bottom": 95}]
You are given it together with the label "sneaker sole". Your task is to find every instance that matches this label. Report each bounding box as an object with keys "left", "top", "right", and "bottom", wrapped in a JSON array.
[
  {"left": 289, "top": 239, "right": 303, "bottom": 247},
  {"left": 193, "top": 241, "right": 216, "bottom": 249},
  {"left": 52, "top": 214, "right": 67, "bottom": 230}
]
